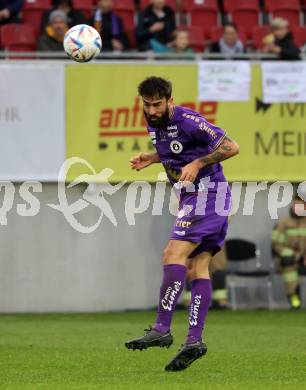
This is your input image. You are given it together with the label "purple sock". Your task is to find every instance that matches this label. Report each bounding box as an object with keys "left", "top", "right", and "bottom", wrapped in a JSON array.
[
  {"left": 154, "top": 264, "right": 186, "bottom": 333},
  {"left": 186, "top": 278, "right": 212, "bottom": 344}
]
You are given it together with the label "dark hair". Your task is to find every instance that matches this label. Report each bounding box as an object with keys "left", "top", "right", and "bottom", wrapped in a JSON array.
[
  {"left": 138, "top": 77, "right": 172, "bottom": 100},
  {"left": 54, "top": 0, "right": 72, "bottom": 7},
  {"left": 224, "top": 22, "right": 238, "bottom": 32}
]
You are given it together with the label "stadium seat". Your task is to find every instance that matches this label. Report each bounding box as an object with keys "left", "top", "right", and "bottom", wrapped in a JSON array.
[
  {"left": 73, "top": 0, "right": 94, "bottom": 20},
  {"left": 0, "top": 24, "right": 36, "bottom": 53},
  {"left": 181, "top": 0, "right": 219, "bottom": 40},
  {"left": 292, "top": 26, "right": 306, "bottom": 48},
  {"left": 223, "top": 0, "right": 260, "bottom": 39},
  {"left": 265, "top": 0, "right": 301, "bottom": 27},
  {"left": 225, "top": 239, "right": 274, "bottom": 310},
  {"left": 126, "top": 27, "right": 137, "bottom": 49},
  {"left": 251, "top": 25, "right": 270, "bottom": 50},
  {"left": 210, "top": 25, "right": 247, "bottom": 45},
  {"left": 140, "top": 0, "right": 178, "bottom": 11},
  {"left": 22, "top": 0, "right": 52, "bottom": 39},
  {"left": 113, "top": 0, "right": 135, "bottom": 29},
  {"left": 177, "top": 25, "right": 204, "bottom": 52}
]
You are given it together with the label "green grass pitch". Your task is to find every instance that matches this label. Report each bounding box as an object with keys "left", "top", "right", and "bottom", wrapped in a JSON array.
[{"left": 0, "top": 310, "right": 306, "bottom": 389}]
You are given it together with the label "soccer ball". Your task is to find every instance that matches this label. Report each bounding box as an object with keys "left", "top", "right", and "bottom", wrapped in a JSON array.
[{"left": 63, "top": 24, "right": 102, "bottom": 63}]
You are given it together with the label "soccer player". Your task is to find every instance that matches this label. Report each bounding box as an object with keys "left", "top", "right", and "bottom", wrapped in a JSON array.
[{"left": 125, "top": 77, "right": 239, "bottom": 371}]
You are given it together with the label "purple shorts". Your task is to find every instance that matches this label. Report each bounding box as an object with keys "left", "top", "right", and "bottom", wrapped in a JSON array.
[{"left": 170, "top": 185, "right": 231, "bottom": 258}]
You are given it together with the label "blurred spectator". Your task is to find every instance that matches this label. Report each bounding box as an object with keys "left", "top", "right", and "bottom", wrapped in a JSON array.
[
  {"left": 37, "top": 10, "right": 68, "bottom": 51},
  {"left": 0, "top": 0, "right": 23, "bottom": 24},
  {"left": 210, "top": 23, "right": 244, "bottom": 54},
  {"left": 41, "top": 0, "right": 86, "bottom": 32},
  {"left": 151, "top": 29, "right": 193, "bottom": 55},
  {"left": 272, "top": 194, "right": 306, "bottom": 309},
  {"left": 170, "top": 30, "right": 193, "bottom": 54},
  {"left": 91, "top": 0, "right": 129, "bottom": 52},
  {"left": 262, "top": 18, "right": 300, "bottom": 60},
  {"left": 136, "top": 0, "right": 176, "bottom": 51}
]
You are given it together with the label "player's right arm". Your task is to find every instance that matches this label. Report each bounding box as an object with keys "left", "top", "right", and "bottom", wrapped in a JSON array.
[{"left": 130, "top": 152, "right": 161, "bottom": 171}]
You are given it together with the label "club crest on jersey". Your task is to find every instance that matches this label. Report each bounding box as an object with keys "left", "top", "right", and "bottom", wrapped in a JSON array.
[
  {"left": 168, "top": 130, "right": 178, "bottom": 138},
  {"left": 170, "top": 140, "right": 183, "bottom": 154}
]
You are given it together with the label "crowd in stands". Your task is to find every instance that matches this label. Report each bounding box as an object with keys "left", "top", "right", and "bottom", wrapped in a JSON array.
[{"left": 0, "top": 0, "right": 305, "bottom": 59}]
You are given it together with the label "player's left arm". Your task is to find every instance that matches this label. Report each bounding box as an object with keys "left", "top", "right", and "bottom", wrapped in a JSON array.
[
  {"left": 180, "top": 135, "right": 239, "bottom": 183},
  {"left": 197, "top": 135, "right": 239, "bottom": 167}
]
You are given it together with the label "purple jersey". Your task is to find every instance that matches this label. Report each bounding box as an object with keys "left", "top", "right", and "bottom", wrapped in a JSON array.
[{"left": 148, "top": 105, "right": 227, "bottom": 188}]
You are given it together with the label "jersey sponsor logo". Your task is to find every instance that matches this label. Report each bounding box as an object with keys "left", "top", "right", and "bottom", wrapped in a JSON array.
[
  {"left": 167, "top": 125, "right": 177, "bottom": 130},
  {"left": 174, "top": 230, "right": 186, "bottom": 236},
  {"left": 170, "top": 140, "right": 183, "bottom": 154},
  {"left": 149, "top": 131, "right": 156, "bottom": 144},
  {"left": 167, "top": 130, "right": 178, "bottom": 138},
  {"left": 199, "top": 122, "right": 217, "bottom": 139},
  {"left": 175, "top": 220, "right": 192, "bottom": 228}
]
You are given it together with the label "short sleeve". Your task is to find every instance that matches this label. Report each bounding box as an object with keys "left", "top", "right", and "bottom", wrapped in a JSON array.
[{"left": 184, "top": 116, "right": 226, "bottom": 150}]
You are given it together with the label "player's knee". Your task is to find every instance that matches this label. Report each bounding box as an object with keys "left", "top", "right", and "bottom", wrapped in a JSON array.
[
  {"left": 162, "top": 246, "right": 174, "bottom": 264},
  {"left": 186, "top": 265, "right": 196, "bottom": 281},
  {"left": 162, "top": 245, "right": 185, "bottom": 264},
  {"left": 188, "top": 258, "right": 211, "bottom": 280}
]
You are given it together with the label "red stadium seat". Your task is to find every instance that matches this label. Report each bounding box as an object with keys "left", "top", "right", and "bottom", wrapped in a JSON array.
[
  {"left": 177, "top": 25, "right": 204, "bottom": 52},
  {"left": 22, "top": 0, "right": 52, "bottom": 39},
  {"left": 113, "top": 0, "right": 135, "bottom": 29},
  {"left": 0, "top": 24, "right": 36, "bottom": 52},
  {"left": 181, "top": 0, "right": 219, "bottom": 40},
  {"left": 223, "top": 0, "right": 260, "bottom": 38},
  {"left": 210, "top": 25, "right": 247, "bottom": 45},
  {"left": 265, "top": 0, "right": 301, "bottom": 27},
  {"left": 251, "top": 25, "right": 270, "bottom": 50},
  {"left": 73, "top": 0, "right": 94, "bottom": 20},
  {"left": 292, "top": 26, "right": 306, "bottom": 47},
  {"left": 140, "top": 0, "right": 177, "bottom": 11}
]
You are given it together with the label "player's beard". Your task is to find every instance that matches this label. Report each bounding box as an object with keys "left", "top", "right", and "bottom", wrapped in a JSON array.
[{"left": 144, "top": 106, "right": 170, "bottom": 129}]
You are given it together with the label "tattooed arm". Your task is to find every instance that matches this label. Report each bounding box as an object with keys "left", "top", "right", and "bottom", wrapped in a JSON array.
[
  {"left": 196, "top": 135, "right": 239, "bottom": 168},
  {"left": 180, "top": 136, "right": 239, "bottom": 184}
]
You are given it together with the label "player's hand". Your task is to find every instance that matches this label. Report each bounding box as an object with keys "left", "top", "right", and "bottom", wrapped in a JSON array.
[
  {"left": 149, "top": 22, "right": 165, "bottom": 33},
  {"left": 130, "top": 153, "right": 155, "bottom": 171},
  {"left": 0, "top": 8, "right": 10, "bottom": 20},
  {"left": 112, "top": 39, "right": 123, "bottom": 52},
  {"left": 270, "top": 45, "right": 281, "bottom": 54},
  {"left": 179, "top": 160, "right": 201, "bottom": 186}
]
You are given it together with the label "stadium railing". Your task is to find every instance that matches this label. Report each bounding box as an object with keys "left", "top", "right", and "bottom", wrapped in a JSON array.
[{"left": 0, "top": 51, "right": 282, "bottom": 60}]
